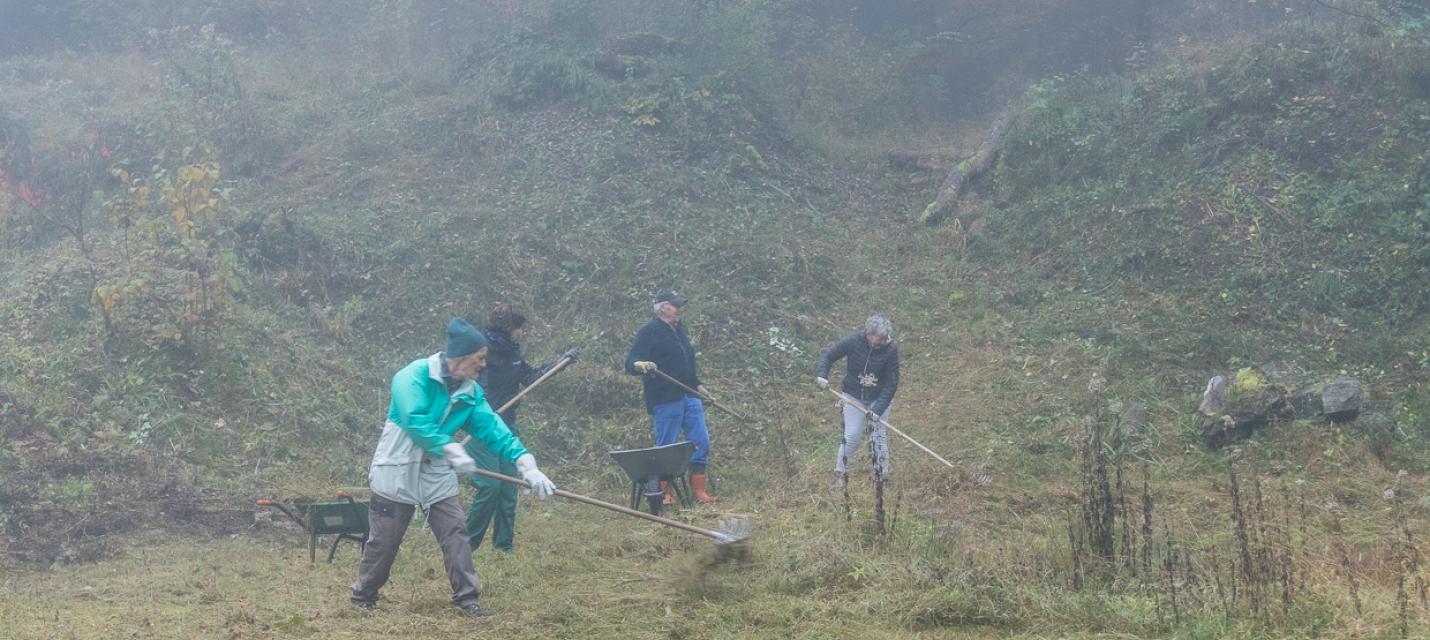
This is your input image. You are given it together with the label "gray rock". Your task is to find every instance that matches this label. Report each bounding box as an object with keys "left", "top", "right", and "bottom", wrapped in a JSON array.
[
  {"left": 1195, "top": 370, "right": 1368, "bottom": 447},
  {"left": 1195, "top": 369, "right": 1290, "bottom": 448},
  {"left": 1322, "top": 379, "right": 1364, "bottom": 422},
  {"left": 1120, "top": 401, "right": 1149, "bottom": 432},
  {"left": 1198, "top": 375, "right": 1226, "bottom": 416},
  {"left": 1200, "top": 413, "right": 1264, "bottom": 449}
]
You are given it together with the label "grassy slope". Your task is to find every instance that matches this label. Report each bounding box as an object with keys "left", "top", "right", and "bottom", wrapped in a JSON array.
[{"left": 2, "top": 6, "right": 1429, "bottom": 640}]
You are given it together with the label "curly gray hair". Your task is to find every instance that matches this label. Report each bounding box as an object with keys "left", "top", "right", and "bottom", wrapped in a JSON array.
[{"left": 863, "top": 314, "right": 893, "bottom": 339}]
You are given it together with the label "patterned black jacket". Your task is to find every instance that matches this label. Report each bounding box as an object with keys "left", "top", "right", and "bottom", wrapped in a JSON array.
[{"left": 816, "top": 331, "right": 900, "bottom": 415}]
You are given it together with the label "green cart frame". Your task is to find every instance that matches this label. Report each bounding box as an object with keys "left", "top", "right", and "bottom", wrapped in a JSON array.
[{"left": 256, "top": 491, "right": 369, "bottom": 563}]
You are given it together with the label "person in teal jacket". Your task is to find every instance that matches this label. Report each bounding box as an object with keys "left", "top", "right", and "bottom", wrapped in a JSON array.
[{"left": 351, "top": 317, "right": 557, "bottom": 618}]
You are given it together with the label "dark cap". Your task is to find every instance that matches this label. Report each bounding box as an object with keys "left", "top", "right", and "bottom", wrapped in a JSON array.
[{"left": 654, "top": 289, "right": 687, "bottom": 307}]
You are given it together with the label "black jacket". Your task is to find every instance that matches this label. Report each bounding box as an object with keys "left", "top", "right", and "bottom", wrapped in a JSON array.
[
  {"left": 624, "top": 317, "right": 702, "bottom": 410},
  {"left": 478, "top": 330, "right": 555, "bottom": 429},
  {"left": 816, "top": 331, "right": 900, "bottom": 415}
]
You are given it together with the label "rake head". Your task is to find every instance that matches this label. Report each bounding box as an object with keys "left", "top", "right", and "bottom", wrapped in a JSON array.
[
  {"left": 712, "top": 516, "right": 752, "bottom": 545},
  {"left": 707, "top": 516, "right": 754, "bottom": 565}
]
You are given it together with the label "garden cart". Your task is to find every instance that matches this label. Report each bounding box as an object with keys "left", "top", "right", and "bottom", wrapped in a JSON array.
[{"left": 256, "top": 491, "right": 369, "bottom": 563}]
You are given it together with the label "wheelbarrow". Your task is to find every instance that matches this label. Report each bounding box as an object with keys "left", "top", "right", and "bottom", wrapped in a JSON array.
[
  {"left": 256, "top": 491, "right": 369, "bottom": 563},
  {"left": 609, "top": 441, "right": 695, "bottom": 515}
]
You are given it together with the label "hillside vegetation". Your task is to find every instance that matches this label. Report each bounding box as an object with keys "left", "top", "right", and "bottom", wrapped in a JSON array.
[{"left": 1, "top": 1, "right": 1428, "bottom": 638}]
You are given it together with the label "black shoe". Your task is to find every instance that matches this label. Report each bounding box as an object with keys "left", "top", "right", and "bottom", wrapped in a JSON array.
[
  {"left": 352, "top": 600, "right": 376, "bottom": 611},
  {"left": 458, "top": 601, "right": 494, "bottom": 617}
]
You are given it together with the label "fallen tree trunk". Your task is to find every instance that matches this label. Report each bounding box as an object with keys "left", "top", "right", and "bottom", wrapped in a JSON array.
[
  {"left": 917, "top": 109, "right": 1013, "bottom": 225},
  {"left": 885, "top": 148, "right": 969, "bottom": 173}
]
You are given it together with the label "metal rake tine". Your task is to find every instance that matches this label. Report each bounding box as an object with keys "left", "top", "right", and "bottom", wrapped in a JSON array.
[{"left": 715, "top": 516, "right": 752, "bottom": 544}]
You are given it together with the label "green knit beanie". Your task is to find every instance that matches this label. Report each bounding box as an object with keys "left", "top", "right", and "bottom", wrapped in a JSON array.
[{"left": 445, "top": 317, "right": 487, "bottom": 357}]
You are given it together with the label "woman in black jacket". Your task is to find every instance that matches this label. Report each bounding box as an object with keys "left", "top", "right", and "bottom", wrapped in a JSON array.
[
  {"left": 464, "top": 303, "right": 576, "bottom": 552},
  {"left": 815, "top": 315, "right": 900, "bottom": 491}
]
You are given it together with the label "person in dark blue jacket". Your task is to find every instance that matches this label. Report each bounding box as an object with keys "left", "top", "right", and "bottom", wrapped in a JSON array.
[
  {"left": 816, "top": 315, "right": 900, "bottom": 491},
  {"left": 464, "top": 303, "right": 578, "bottom": 553},
  {"left": 624, "top": 290, "right": 715, "bottom": 505}
]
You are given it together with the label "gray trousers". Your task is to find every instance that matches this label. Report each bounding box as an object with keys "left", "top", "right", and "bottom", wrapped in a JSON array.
[
  {"left": 351, "top": 494, "right": 481, "bottom": 607},
  {"left": 834, "top": 403, "right": 892, "bottom": 479}
]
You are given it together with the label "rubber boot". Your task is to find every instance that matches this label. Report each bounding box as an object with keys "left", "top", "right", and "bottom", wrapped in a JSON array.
[
  {"left": 660, "top": 481, "right": 675, "bottom": 506},
  {"left": 691, "top": 473, "right": 715, "bottom": 504}
]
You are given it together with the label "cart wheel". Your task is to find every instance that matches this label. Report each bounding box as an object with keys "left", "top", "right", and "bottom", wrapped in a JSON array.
[{"left": 646, "top": 494, "right": 664, "bottom": 517}]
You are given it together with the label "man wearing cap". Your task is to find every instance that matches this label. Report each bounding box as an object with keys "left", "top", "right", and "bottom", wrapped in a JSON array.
[
  {"left": 624, "top": 290, "right": 716, "bottom": 505},
  {"left": 351, "top": 318, "right": 558, "bottom": 617}
]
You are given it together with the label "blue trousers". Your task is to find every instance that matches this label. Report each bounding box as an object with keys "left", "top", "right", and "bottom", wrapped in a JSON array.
[{"left": 650, "top": 394, "right": 710, "bottom": 469}]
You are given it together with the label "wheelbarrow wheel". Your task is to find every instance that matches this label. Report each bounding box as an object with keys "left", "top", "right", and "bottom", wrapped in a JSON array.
[{"left": 646, "top": 493, "right": 664, "bottom": 517}]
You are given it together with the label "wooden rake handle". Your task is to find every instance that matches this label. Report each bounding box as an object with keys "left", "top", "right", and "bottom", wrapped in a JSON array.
[
  {"left": 826, "top": 388, "right": 958, "bottom": 470},
  {"left": 646, "top": 367, "right": 752, "bottom": 422},
  {"left": 457, "top": 355, "right": 574, "bottom": 446},
  {"left": 466, "top": 467, "right": 729, "bottom": 541},
  {"left": 497, "top": 355, "right": 575, "bottom": 415}
]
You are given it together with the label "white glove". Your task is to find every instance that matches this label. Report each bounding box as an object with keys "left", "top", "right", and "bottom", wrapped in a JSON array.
[
  {"left": 515, "top": 453, "right": 555, "bottom": 500},
  {"left": 442, "top": 443, "right": 477, "bottom": 474},
  {"left": 815, "top": 377, "right": 830, "bottom": 390}
]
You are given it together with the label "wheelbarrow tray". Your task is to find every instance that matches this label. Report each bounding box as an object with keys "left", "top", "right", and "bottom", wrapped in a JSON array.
[
  {"left": 289, "top": 500, "right": 369, "bottom": 535},
  {"left": 257, "top": 493, "right": 369, "bottom": 563},
  {"left": 609, "top": 441, "right": 696, "bottom": 513}
]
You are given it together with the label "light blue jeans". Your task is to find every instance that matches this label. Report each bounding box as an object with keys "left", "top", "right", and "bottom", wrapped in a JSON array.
[
  {"left": 835, "top": 403, "right": 891, "bottom": 479},
  {"left": 650, "top": 394, "right": 711, "bottom": 468}
]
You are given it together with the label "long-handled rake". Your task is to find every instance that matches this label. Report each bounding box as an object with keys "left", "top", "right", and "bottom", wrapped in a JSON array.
[
  {"left": 646, "top": 367, "right": 751, "bottom": 421},
  {"left": 646, "top": 366, "right": 797, "bottom": 478},
  {"left": 449, "top": 354, "right": 753, "bottom": 555},
  {"left": 457, "top": 353, "right": 575, "bottom": 447},
  {"left": 825, "top": 388, "right": 958, "bottom": 469},
  {"left": 468, "top": 467, "right": 752, "bottom": 560}
]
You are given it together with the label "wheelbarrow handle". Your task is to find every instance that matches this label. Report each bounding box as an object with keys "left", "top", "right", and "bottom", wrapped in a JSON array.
[
  {"left": 466, "top": 467, "right": 727, "bottom": 542},
  {"left": 256, "top": 498, "right": 305, "bottom": 528}
]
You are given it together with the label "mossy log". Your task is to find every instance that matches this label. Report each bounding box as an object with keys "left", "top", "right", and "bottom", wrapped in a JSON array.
[
  {"left": 600, "top": 32, "right": 684, "bottom": 57},
  {"left": 885, "top": 148, "right": 969, "bottom": 173},
  {"left": 592, "top": 51, "right": 652, "bottom": 79},
  {"left": 593, "top": 33, "right": 682, "bottom": 80},
  {"left": 917, "top": 109, "right": 1013, "bottom": 225}
]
